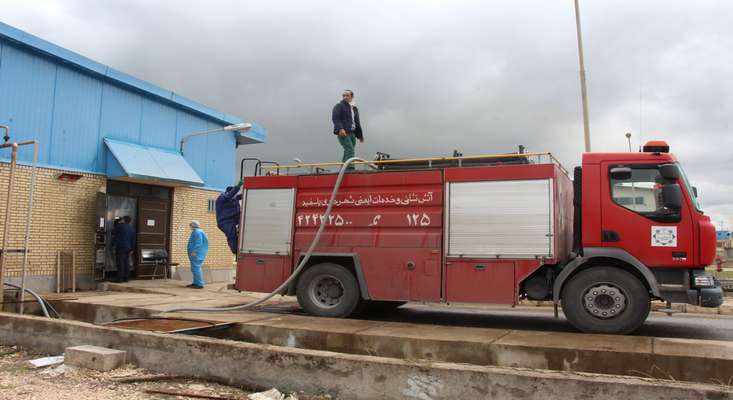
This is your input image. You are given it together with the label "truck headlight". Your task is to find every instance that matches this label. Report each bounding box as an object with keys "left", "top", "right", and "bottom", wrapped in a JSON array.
[{"left": 693, "top": 275, "right": 715, "bottom": 288}]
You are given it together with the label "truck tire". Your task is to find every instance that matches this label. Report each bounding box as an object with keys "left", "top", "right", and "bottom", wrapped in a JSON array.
[
  {"left": 561, "top": 266, "right": 650, "bottom": 334},
  {"left": 296, "top": 263, "right": 361, "bottom": 318}
]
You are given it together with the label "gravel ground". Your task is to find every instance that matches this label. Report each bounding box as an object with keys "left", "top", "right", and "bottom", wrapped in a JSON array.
[{"left": 0, "top": 345, "right": 325, "bottom": 400}]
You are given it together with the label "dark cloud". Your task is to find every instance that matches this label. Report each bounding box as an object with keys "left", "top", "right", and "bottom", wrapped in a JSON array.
[{"left": 2, "top": 0, "right": 732, "bottom": 225}]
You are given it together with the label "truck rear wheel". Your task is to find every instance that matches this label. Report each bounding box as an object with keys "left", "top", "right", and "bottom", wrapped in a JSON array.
[
  {"left": 561, "top": 266, "right": 650, "bottom": 334},
  {"left": 296, "top": 263, "right": 361, "bottom": 318}
]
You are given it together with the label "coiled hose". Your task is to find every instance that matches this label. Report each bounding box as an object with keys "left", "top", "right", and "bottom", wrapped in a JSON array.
[{"left": 164, "top": 156, "right": 366, "bottom": 313}]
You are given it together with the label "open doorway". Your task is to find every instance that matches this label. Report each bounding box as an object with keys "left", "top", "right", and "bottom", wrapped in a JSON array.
[{"left": 98, "top": 181, "right": 172, "bottom": 280}]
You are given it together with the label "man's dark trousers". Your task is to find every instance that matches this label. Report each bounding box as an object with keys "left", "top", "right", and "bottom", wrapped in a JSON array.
[{"left": 115, "top": 248, "right": 131, "bottom": 282}]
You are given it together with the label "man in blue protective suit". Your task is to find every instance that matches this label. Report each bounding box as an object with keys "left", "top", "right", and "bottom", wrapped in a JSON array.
[{"left": 186, "top": 220, "right": 209, "bottom": 289}]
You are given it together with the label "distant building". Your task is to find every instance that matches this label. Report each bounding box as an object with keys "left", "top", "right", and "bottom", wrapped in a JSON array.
[{"left": 0, "top": 22, "right": 266, "bottom": 290}]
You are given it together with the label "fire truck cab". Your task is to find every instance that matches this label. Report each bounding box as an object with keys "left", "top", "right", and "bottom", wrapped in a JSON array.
[{"left": 235, "top": 142, "right": 723, "bottom": 334}]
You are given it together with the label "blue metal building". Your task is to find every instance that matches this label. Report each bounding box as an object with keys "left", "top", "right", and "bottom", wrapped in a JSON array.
[
  {"left": 0, "top": 21, "right": 266, "bottom": 189},
  {"left": 0, "top": 22, "right": 267, "bottom": 286}
]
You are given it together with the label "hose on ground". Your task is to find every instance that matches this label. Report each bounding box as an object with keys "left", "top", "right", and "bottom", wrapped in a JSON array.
[
  {"left": 3, "top": 282, "right": 51, "bottom": 318},
  {"left": 164, "top": 156, "right": 366, "bottom": 313}
]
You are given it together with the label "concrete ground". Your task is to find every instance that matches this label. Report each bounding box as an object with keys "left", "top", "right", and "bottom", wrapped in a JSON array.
[
  {"left": 46, "top": 279, "right": 733, "bottom": 340},
  {"left": 38, "top": 280, "right": 733, "bottom": 379}
]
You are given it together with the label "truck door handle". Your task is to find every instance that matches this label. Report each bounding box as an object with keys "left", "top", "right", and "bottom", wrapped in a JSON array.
[
  {"left": 602, "top": 230, "right": 620, "bottom": 242},
  {"left": 256, "top": 259, "right": 265, "bottom": 265},
  {"left": 474, "top": 264, "right": 487, "bottom": 271}
]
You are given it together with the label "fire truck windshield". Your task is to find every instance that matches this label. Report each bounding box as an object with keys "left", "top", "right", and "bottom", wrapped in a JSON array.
[{"left": 677, "top": 163, "right": 703, "bottom": 211}]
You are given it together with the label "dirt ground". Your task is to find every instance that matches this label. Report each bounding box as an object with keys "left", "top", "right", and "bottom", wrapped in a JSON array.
[{"left": 0, "top": 345, "right": 326, "bottom": 400}]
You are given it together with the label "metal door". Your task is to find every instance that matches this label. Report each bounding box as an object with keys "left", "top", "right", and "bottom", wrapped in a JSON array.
[
  {"left": 136, "top": 198, "right": 169, "bottom": 264},
  {"left": 600, "top": 162, "right": 694, "bottom": 267}
]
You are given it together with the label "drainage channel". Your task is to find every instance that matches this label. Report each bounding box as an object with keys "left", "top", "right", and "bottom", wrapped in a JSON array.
[
  {"left": 40, "top": 298, "right": 733, "bottom": 387},
  {"left": 102, "top": 317, "right": 235, "bottom": 335}
]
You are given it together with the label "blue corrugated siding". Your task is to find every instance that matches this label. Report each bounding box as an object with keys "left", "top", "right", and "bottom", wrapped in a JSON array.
[
  {"left": 205, "top": 122, "right": 236, "bottom": 188},
  {"left": 0, "top": 43, "right": 56, "bottom": 163},
  {"left": 0, "top": 37, "right": 241, "bottom": 189},
  {"left": 49, "top": 65, "right": 102, "bottom": 170},
  {"left": 97, "top": 83, "right": 143, "bottom": 171},
  {"left": 175, "top": 111, "right": 213, "bottom": 185},
  {"left": 140, "top": 98, "right": 177, "bottom": 149},
  {"left": 100, "top": 83, "right": 142, "bottom": 142}
]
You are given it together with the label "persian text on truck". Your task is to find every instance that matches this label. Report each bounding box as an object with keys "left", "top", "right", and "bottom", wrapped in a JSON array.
[{"left": 235, "top": 141, "right": 723, "bottom": 334}]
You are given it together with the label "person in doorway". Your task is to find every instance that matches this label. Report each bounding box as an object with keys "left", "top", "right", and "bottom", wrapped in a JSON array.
[
  {"left": 187, "top": 220, "right": 209, "bottom": 289},
  {"left": 332, "top": 89, "right": 364, "bottom": 169},
  {"left": 111, "top": 216, "right": 135, "bottom": 283}
]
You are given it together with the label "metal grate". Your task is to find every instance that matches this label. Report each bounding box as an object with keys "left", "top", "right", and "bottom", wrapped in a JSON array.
[{"left": 56, "top": 250, "right": 76, "bottom": 293}]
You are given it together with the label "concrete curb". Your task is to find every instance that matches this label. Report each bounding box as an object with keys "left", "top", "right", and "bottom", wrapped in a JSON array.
[
  {"left": 47, "top": 296, "right": 733, "bottom": 385},
  {"left": 211, "top": 313, "right": 733, "bottom": 385},
  {"left": 0, "top": 313, "right": 731, "bottom": 400}
]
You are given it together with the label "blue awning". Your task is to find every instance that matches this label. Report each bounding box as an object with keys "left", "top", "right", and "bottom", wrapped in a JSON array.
[{"left": 104, "top": 138, "right": 204, "bottom": 186}]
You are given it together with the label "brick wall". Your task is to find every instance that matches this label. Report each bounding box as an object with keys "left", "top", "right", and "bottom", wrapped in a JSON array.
[
  {"left": 0, "top": 162, "right": 105, "bottom": 277},
  {"left": 171, "top": 186, "right": 235, "bottom": 269},
  {"left": 0, "top": 162, "right": 232, "bottom": 280}
]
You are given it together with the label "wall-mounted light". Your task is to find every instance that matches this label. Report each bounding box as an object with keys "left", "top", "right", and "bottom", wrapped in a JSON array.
[{"left": 180, "top": 122, "right": 252, "bottom": 155}]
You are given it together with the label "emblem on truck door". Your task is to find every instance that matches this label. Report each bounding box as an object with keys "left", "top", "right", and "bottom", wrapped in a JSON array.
[{"left": 651, "top": 226, "right": 677, "bottom": 247}]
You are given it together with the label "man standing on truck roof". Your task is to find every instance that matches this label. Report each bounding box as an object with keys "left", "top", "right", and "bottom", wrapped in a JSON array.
[
  {"left": 332, "top": 89, "right": 363, "bottom": 169},
  {"left": 187, "top": 220, "right": 209, "bottom": 289}
]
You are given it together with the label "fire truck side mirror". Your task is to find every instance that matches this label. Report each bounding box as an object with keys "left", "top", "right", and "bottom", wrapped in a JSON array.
[
  {"left": 692, "top": 186, "right": 698, "bottom": 197},
  {"left": 662, "top": 183, "right": 683, "bottom": 210},
  {"left": 659, "top": 164, "right": 680, "bottom": 181},
  {"left": 610, "top": 167, "right": 632, "bottom": 180}
]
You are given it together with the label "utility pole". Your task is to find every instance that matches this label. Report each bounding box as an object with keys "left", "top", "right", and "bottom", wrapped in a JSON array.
[{"left": 574, "top": 0, "right": 591, "bottom": 152}]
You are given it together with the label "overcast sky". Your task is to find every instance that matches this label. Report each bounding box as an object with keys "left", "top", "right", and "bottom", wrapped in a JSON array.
[{"left": 2, "top": 1, "right": 732, "bottom": 227}]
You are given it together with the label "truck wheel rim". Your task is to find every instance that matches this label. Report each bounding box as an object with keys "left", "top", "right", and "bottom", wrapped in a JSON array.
[
  {"left": 308, "top": 274, "right": 344, "bottom": 309},
  {"left": 583, "top": 284, "right": 627, "bottom": 319}
]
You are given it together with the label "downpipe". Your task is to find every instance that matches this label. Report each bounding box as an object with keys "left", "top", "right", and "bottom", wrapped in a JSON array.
[
  {"left": 0, "top": 139, "right": 18, "bottom": 309},
  {"left": 164, "top": 157, "right": 367, "bottom": 313},
  {"left": 0, "top": 127, "right": 40, "bottom": 315},
  {"left": 19, "top": 140, "right": 39, "bottom": 314}
]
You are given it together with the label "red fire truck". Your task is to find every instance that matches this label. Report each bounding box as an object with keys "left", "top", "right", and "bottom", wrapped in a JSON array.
[{"left": 235, "top": 141, "right": 723, "bottom": 334}]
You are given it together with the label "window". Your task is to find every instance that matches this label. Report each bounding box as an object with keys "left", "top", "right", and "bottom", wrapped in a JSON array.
[
  {"left": 677, "top": 163, "right": 703, "bottom": 211},
  {"left": 613, "top": 196, "right": 647, "bottom": 206},
  {"left": 610, "top": 165, "right": 679, "bottom": 222},
  {"left": 207, "top": 199, "right": 216, "bottom": 213}
]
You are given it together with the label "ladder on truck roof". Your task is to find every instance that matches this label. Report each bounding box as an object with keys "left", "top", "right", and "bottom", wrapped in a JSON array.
[{"left": 259, "top": 151, "right": 569, "bottom": 176}]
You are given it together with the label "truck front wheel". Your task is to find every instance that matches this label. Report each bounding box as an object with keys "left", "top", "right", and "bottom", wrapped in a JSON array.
[
  {"left": 561, "top": 266, "right": 650, "bottom": 334},
  {"left": 296, "top": 263, "right": 361, "bottom": 318}
]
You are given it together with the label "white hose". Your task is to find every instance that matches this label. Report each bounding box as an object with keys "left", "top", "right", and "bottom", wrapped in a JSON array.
[{"left": 165, "top": 157, "right": 366, "bottom": 313}]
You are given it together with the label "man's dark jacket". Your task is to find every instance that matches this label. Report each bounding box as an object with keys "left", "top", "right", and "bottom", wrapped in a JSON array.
[
  {"left": 112, "top": 223, "right": 135, "bottom": 251},
  {"left": 332, "top": 100, "right": 363, "bottom": 140},
  {"left": 215, "top": 185, "right": 242, "bottom": 254}
]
